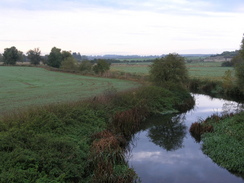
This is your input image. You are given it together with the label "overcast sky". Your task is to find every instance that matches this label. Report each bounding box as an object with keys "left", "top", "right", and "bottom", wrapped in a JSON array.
[{"left": 1, "top": 0, "right": 244, "bottom": 55}]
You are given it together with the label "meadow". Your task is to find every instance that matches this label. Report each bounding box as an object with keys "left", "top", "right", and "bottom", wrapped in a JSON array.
[
  {"left": 111, "top": 61, "right": 234, "bottom": 80},
  {"left": 0, "top": 66, "right": 140, "bottom": 115}
]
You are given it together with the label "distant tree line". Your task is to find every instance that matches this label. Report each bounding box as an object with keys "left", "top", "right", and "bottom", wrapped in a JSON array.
[
  {"left": 0, "top": 46, "right": 111, "bottom": 75},
  {"left": 211, "top": 50, "right": 239, "bottom": 58}
]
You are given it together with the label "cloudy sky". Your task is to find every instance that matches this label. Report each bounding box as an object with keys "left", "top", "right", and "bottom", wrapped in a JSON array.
[{"left": 1, "top": 0, "right": 244, "bottom": 55}]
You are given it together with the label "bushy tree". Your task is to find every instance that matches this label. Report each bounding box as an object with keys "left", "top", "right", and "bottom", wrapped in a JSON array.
[
  {"left": 18, "top": 51, "right": 25, "bottom": 62},
  {"left": 60, "top": 57, "right": 78, "bottom": 71},
  {"left": 47, "top": 48, "right": 74, "bottom": 68},
  {"left": 26, "top": 48, "right": 42, "bottom": 65},
  {"left": 47, "top": 47, "right": 62, "bottom": 68},
  {"left": 3, "top": 46, "right": 20, "bottom": 65},
  {"left": 93, "top": 59, "right": 110, "bottom": 75},
  {"left": 149, "top": 53, "right": 188, "bottom": 86},
  {"left": 79, "top": 60, "right": 93, "bottom": 73},
  {"left": 231, "top": 54, "right": 243, "bottom": 66},
  {"left": 61, "top": 50, "right": 72, "bottom": 61},
  {"left": 0, "top": 54, "right": 3, "bottom": 62}
]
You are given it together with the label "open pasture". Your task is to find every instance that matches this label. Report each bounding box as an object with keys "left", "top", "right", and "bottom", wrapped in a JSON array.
[
  {"left": 111, "top": 63, "right": 150, "bottom": 75},
  {"left": 187, "top": 62, "right": 235, "bottom": 80},
  {"left": 0, "top": 66, "right": 140, "bottom": 115},
  {"left": 111, "top": 62, "right": 234, "bottom": 80}
]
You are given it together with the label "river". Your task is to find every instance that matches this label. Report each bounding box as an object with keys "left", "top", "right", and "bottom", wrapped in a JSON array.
[{"left": 128, "top": 94, "right": 244, "bottom": 183}]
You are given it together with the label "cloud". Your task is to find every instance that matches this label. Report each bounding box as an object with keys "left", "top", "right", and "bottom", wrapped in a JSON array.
[{"left": 0, "top": 0, "right": 244, "bottom": 55}]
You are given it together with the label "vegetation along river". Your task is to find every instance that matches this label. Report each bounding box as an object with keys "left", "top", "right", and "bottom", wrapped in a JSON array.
[{"left": 128, "top": 94, "right": 244, "bottom": 183}]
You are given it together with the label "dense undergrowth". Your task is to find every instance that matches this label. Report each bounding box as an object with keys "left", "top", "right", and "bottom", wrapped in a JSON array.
[
  {"left": 190, "top": 113, "right": 244, "bottom": 173},
  {"left": 0, "top": 85, "right": 194, "bottom": 182},
  {"left": 188, "top": 78, "right": 244, "bottom": 101}
]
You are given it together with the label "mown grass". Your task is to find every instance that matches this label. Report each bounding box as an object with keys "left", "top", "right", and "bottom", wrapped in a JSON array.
[
  {"left": 0, "top": 66, "right": 140, "bottom": 115},
  {"left": 110, "top": 61, "right": 235, "bottom": 81},
  {"left": 187, "top": 62, "right": 234, "bottom": 80},
  {"left": 110, "top": 64, "right": 150, "bottom": 75}
]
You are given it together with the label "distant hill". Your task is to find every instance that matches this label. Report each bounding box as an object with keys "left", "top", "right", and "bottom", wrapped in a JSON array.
[
  {"left": 210, "top": 50, "right": 239, "bottom": 58},
  {"left": 87, "top": 54, "right": 161, "bottom": 61},
  {"left": 204, "top": 50, "right": 239, "bottom": 62}
]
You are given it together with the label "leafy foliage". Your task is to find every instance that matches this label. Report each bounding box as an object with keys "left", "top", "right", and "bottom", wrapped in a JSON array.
[
  {"left": 3, "top": 46, "right": 20, "bottom": 65},
  {"left": 60, "top": 56, "right": 78, "bottom": 71},
  {"left": 47, "top": 47, "right": 63, "bottom": 68},
  {"left": 221, "top": 61, "right": 233, "bottom": 67},
  {"left": 79, "top": 60, "right": 93, "bottom": 73},
  {"left": 0, "top": 105, "right": 108, "bottom": 182},
  {"left": 235, "top": 35, "right": 244, "bottom": 92},
  {"left": 149, "top": 53, "right": 188, "bottom": 86},
  {"left": 0, "top": 54, "right": 3, "bottom": 62},
  {"left": 93, "top": 59, "right": 110, "bottom": 74},
  {"left": 26, "top": 48, "right": 42, "bottom": 65}
]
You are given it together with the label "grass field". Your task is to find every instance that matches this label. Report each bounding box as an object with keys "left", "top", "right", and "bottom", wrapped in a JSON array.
[
  {"left": 111, "top": 62, "right": 235, "bottom": 80},
  {"left": 0, "top": 66, "right": 140, "bottom": 115},
  {"left": 187, "top": 62, "right": 234, "bottom": 80},
  {"left": 111, "top": 63, "right": 150, "bottom": 75}
]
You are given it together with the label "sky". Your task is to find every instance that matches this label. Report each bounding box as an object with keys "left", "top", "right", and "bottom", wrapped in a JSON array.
[{"left": 1, "top": 0, "right": 244, "bottom": 55}]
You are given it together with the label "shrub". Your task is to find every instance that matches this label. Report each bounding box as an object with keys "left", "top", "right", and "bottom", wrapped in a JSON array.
[{"left": 149, "top": 53, "right": 188, "bottom": 87}]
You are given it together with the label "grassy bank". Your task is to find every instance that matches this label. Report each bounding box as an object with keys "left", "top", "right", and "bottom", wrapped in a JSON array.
[
  {"left": 190, "top": 113, "right": 244, "bottom": 174},
  {"left": 0, "top": 85, "right": 194, "bottom": 182}
]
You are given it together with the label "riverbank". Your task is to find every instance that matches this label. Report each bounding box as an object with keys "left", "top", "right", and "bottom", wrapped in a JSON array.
[
  {"left": 188, "top": 76, "right": 244, "bottom": 175},
  {"left": 0, "top": 85, "right": 194, "bottom": 182},
  {"left": 190, "top": 111, "right": 244, "bottom": 174},
  {"left": 129, "top": 94, "right": 244, "bottom": 182}
]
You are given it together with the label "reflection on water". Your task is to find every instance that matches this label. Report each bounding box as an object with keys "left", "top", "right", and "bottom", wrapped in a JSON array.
[
  {"left": 129, "top": 94, "right": 244, "bottom": 183},
  {"left": 147, "top": 114, "right": 186, "bottom": 151}
]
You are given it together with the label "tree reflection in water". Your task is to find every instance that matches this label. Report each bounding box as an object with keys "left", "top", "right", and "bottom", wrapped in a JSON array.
[{"left": 146, "top": 114, "right": 187, "bottom": 151}]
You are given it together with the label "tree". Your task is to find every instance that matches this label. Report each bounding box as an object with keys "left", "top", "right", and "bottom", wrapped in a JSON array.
[
  {"left": 235, "top": 34, "right": 244, "bottom": 91},
  {"left": 47, "top": 47, "right": 62, "bottom": 68},
  {"left": 0, "top": 54, "right": 3, "bottom": 62},
  {"left": 93, "top": 59, "right": 110, "bottom": 75},
  {"left": 3, "top": 46, "right": 20, "bottom": 65},
  {"left": 231, "top": 54, "right": 243, "bottom": 66},
  {"left": 149, "top": 53, "right": 188, "bottom": 86},
  {"left": 60, "top": 57, "right": 78, "bottom": 71},
  {"left": 240, "top": 34, "right": 244, "bottom": 59},
  {"left": 79, "top": 60, "right": 93, "bottom": 73},
  {"left": 26, "top": 48, "right": 42, "bottom": 65},
  {"left": 61, "top": 50, "right": 72, "bottom": 61}
]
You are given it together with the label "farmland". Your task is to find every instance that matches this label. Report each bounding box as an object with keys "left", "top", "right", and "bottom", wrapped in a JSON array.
[
  {"left": 111, "top": 61, "right": 234, "bottom": 80},
  {"left": 0, "top": 66, "right": 140, "bottom": 115}
]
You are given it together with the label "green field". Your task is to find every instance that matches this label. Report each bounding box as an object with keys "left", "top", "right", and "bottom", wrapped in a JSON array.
[
  {"left": 111, "top": 63, "right": 150, "bottom": 75},
  {"left": 0, "top": 66, "right": 140, "bottom": 115},
  {"left": 187, "top": 62, "right": 234, "bottom": 80},
  {"left": 111, "top": 62, "right": 235, "bottom": 80}
]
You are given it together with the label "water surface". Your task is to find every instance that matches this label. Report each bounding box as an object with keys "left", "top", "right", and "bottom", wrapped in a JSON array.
[{"left": 129, "top": 94, "right": 244, "bottom": 183}]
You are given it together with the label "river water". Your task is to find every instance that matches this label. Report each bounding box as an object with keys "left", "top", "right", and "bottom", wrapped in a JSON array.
[{"left": 128, "top": 94, "right": 244, "bottom": 183}]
